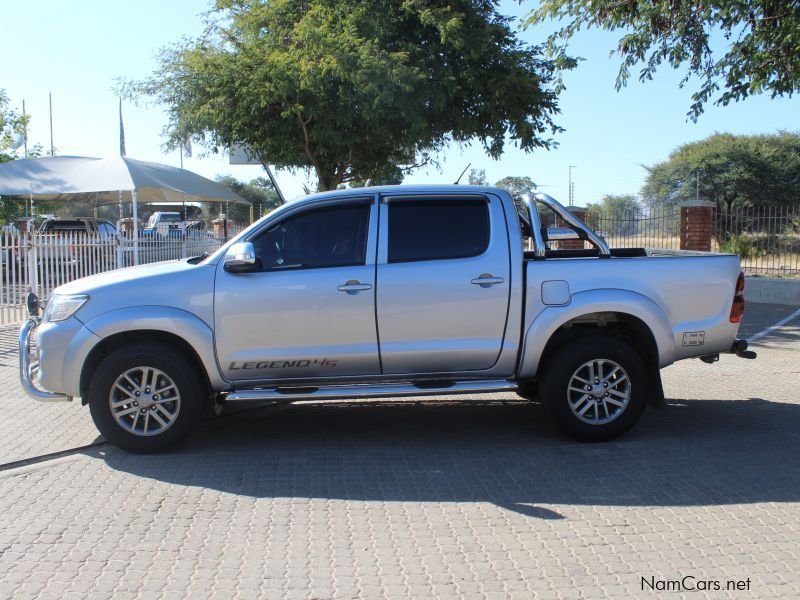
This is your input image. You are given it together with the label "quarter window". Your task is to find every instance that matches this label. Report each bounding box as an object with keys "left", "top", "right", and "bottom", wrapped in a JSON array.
[
  {"left": 388, "top": 199, "right": 490, "bottom": 263},
  {"left": 251, "top": 203, "right": 371, "bottom": 270}
]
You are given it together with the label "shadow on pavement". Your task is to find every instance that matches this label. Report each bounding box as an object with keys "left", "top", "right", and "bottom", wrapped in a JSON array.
[
  {"left": 97, "top": 397, "right": 800, "bottom": 518},
  {"left": 749, "top": 320, "right": 800, "bottom": 349}
]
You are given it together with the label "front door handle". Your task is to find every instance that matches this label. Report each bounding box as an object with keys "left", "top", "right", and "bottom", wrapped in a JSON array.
[
  {"left": 337, "top": 280, "right": 373, "bottom": 294},
  {"left": 471, "top": 273, "right": 504, "bottom": 287}
]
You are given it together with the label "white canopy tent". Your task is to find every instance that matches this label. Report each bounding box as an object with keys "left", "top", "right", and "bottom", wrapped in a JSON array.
[{"left": 0, "top": 155, "right": 249, "bottom": 263}]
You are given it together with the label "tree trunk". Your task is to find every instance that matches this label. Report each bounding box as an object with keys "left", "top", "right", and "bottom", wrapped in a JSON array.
[{"left": 315, "top": 165, "right": 347, "bottom": 192}]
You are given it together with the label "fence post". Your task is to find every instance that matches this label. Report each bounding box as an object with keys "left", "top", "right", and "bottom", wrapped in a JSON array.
[
  {"left": 24, "top": 232, "right": 39, "bottom": 297},
  {"left": 679, "top": 199, "right": 715, "bottom": 252}
]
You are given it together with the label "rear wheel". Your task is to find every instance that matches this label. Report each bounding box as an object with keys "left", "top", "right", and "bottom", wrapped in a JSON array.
[
  {"left": 88, "top": 343, "right": 204, "bottom": 452},
  {"left": 540, "top": 335, "right": 647, "bottom": 441}
]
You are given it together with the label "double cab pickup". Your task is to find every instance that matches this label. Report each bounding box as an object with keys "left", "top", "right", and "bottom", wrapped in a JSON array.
[{"left": 20, "top": 185, "right": 754, "bottom": 452}]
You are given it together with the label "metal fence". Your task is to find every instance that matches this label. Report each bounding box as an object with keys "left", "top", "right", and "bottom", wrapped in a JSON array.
[
  {"left": 0, "top": 224, "right": 248, "bottom": 325},
  {"left": 713, "top": 205, "right": 800, "bottom": 276},
  {"left": 585, "top": 207, "right": 681, "bottom": 251},
  {"left": 585, "top": 204, "right": 800, "bottom": 277}
]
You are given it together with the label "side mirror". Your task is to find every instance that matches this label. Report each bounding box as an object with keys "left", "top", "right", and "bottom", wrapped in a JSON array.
[{"left": 223, "top": 242, "right": 258, "bottom": 273}]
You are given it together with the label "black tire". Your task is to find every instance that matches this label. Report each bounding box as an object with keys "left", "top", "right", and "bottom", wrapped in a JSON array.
[
  {"left": 88, "top": 342, "right": 204, "bottom": 453},
  {"left": 541, "top": 334, "right": 647, "bottom": 442}
]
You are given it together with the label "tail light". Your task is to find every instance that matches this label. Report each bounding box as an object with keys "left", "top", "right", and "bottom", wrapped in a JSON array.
[{"left": 729, "top": 271, "right": 745, "bottom": 323}]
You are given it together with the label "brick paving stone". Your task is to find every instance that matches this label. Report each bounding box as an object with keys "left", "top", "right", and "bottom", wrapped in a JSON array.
[{"left": 0, "top": 306, "right": 798, "bottom": 598}]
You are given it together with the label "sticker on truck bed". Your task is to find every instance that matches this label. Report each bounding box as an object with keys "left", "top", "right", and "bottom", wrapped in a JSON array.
[{"left": 682, "top": 331, "right": 705, "bottom": 346}]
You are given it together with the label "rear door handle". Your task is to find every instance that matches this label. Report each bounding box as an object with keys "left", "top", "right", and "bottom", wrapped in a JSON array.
[
  {"left": 337, "top": 280, "right": 373, "bottom": 293},
  {"left": 471, "top": 274, "right": 504, "bottom": 287}
]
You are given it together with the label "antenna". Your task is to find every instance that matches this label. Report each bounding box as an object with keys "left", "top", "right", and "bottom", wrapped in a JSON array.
[{"left": 454, "top": 162, "right": 471, "bottom": 185}]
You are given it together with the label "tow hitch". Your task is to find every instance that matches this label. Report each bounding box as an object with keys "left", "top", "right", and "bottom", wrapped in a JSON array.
[
  {"left": 731, "top": 338, "right": 757, "bottom": 359},
  {"left": 699, "top": 338, "right": 757, "bottom": 364}
]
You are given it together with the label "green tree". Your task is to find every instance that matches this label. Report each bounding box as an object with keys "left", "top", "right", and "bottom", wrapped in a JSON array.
[
  {"left": 214, "top": 175, "right": 282, "bottom": 221},
  {"left": 641, "top": 132, "right": 800, "bottom": 210},
  {"left": 125, "top": 0, "right": 565, "bottom": 191},
  {"left": 1, "top": 90, "right": 36, "bottom": 224},
  {"left": 494, "top": 175, "right": 537, "bottom": 197},
  {"left": 585, "top": 194, "right": 641, "bottom": 237},
  {"left": 587, "top": 194, "right": 640, "bottom": 218},
  {"left": 349, "top": 164, "right": 404, "bottom": 187},
  {"left": 525, "top": 1, "right": 800, "bottom": 119},
  {"left": 467, "top": 169, "right": 487, "bottom": 186},
  {"left": 1, "top": 90, "right": 27, "bottom": 163}
]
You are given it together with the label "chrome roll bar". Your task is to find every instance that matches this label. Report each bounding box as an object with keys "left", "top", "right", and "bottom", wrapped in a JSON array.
[{"left": 519, "top": 192, "right": 611, "bottom": 257}]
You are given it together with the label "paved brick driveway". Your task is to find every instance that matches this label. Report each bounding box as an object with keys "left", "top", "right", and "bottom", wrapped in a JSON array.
[{"left": 0, "top": 305, "right": 798, "bottom": 599}]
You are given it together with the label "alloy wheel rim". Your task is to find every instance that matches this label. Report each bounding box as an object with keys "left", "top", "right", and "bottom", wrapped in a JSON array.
[
  {"left": 567, "top": 358, "right": 631, "bottom": 425},
  {"left": 108, "top": 366, "right": 181, "bottom": 436}
]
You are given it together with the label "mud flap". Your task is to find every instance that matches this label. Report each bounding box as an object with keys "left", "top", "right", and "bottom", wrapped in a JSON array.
[{"left": 647, "top": 365, "right": 667, "bottom": 409}]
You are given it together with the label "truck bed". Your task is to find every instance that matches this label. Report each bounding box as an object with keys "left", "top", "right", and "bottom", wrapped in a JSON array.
[{"left": 521, "top": 250, "right": 742, "bottom": 366}]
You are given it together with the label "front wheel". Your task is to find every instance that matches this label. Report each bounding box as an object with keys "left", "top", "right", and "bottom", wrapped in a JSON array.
[
  {"left": 540, "top": 335, "right": 647, "bottom": 442},
  {"left": 88, "top": 343, "right": 204, "bottom": 452}
]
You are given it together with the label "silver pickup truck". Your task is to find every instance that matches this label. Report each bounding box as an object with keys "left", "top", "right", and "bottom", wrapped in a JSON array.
[{"left": 19, "top": 185, "right": 755, "bottom": 452}]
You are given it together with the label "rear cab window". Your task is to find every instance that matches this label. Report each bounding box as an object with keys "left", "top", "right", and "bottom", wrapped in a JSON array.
[{"left": 388, "top": 198, "right": 490, "bottom": 263}]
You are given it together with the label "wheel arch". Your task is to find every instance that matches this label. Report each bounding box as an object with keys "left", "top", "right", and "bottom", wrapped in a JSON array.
[
  {"left": 78, "top": 306, "right": 227, "bottom": 402},
  {"left": 518, "top": 290, "right": 675, "bottom": 408}
]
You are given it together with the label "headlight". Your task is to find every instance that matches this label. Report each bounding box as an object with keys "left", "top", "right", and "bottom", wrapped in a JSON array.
[{"left": 42, "top": 294, "right": 88, "bottom": 322}]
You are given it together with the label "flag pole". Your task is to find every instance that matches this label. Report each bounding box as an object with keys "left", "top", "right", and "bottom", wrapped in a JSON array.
[
  {"left": 22, "top": 99, "right": 28, "bottom": 156},
  {"left": 118, "top": 98, "right": 126, "bottom": 157},
  {"left": 48, "top": 93, "right": 54, "bottom": 156}
]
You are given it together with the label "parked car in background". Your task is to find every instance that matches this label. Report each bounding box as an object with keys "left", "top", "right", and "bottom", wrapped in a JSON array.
[
  {"left": 143, "top": 212, "right": 183, "bottom": 239},
  {"left": 37, "top": 217, "right": 117, "bottom": 237},
  {"left": 28, "top": 218, "right": 118, "bottom": 273}
]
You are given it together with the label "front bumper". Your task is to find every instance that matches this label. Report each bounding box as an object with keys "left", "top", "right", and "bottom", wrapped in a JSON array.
[{"left": 18, "top": 318, "right": 71, "bottom": 402}]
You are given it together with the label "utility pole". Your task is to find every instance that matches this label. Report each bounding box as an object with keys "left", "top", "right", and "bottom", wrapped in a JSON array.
[{"left": 568, "top": 165, "right": 577, "bottom": 205}]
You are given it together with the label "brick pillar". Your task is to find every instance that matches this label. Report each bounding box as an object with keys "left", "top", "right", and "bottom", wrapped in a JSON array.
[
  {"left": 117, "top": 218, "right": 135, "bottom": 238},
  {"left": 679, "top": 199, "right": 714, "bottom": 252},
  {"left": 212, "top": 217, "right": 227, "bottom": 240},
  {"left": 556, "top": 206, "right": 587, "bottom": 250},
  {"left": 15, "top": 217, "right": 34, "bottom": 235}
]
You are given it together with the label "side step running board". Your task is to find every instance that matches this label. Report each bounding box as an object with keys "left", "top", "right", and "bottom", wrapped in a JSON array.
[{"left": 225, "top": 379, "right": 518, "bottom": 403}]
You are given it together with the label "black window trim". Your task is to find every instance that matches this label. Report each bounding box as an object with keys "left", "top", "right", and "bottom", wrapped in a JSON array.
[
  {"left": 248, "top": 198, "right": 374, "bottom": 273},
  {"left": 383, "top": 194, "right": 492, "bottom": 264}
]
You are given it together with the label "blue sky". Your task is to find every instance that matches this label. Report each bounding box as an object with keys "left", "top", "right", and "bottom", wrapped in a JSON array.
[{"left": 3, "top": 0, "right": 797, "bottom": 204}]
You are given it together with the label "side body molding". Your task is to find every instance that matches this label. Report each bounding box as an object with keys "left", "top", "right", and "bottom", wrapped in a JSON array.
[
  {"left": 81, "top": 306, "right": 228, "bottom": 391},
  {"left": 517, "top": 289, "right": 677, "bottom": 378}
]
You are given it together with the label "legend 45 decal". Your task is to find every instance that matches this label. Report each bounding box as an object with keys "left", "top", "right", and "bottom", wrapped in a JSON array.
[{"left": 228, "top": 358, "right": 338, "bottom": 370}]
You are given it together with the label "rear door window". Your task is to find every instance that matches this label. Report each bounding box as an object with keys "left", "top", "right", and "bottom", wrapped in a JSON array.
[{"left": 388, "top": 199, "right": 490, "bottom": 263}]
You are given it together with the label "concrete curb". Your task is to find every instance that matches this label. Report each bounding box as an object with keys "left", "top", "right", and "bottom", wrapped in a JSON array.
[{"left": 746, "top": 277, "right": 800, "bottom": 306}]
